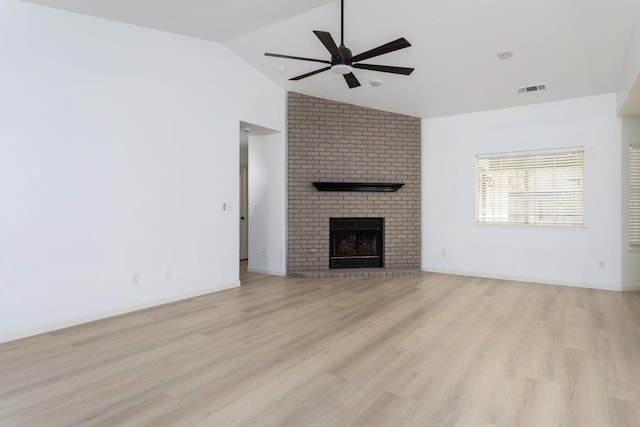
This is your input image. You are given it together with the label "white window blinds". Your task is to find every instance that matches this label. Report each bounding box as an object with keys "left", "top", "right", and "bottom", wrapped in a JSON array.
[
  {"left": 476, "top": 149, "right": 584, "bottom": 227},
  {"left": 630, "top": 144, "right": 640, "bottom": 247}
]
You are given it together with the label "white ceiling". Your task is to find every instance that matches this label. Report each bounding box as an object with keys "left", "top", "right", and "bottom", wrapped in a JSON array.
[
  {"left": 24, "top": 0, "right": 336, "bottom": 42},
  {"left": 25, "top": 0, "right": 640, "bottom": 118}
]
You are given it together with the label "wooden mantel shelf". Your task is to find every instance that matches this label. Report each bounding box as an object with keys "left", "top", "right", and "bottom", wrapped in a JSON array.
[{"left": 312, "top": 182, "right": 405, "bottom": 192}]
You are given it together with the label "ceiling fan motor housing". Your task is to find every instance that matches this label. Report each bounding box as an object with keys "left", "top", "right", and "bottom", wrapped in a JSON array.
[{"left": 335, "top": 44, "right": 353, "bottom": 65}]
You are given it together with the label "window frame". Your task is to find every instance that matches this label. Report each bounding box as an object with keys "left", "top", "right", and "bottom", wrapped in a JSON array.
[
  {"left": 475, "top": 148, "right": 585, "bottom": 228},
  {"left": 630, "top": 144, "right": 640, "bottom": 248}
]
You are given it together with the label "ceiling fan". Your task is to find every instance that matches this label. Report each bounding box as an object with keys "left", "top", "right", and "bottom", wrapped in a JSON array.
[{"left": 264, "top": 0, "right": 414, "bottom": 89}]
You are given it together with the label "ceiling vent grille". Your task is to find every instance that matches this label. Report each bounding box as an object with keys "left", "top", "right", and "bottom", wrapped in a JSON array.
[{"left": 517, "top": 83, "right": 547, "bottom": 94}]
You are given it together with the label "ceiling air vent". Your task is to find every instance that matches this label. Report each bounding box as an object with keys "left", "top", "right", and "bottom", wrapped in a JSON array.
[{"left": 517, "top": 83, "right": 547, "bottom": 94}]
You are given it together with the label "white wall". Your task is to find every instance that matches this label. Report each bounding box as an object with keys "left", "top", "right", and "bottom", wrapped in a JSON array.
[
  {"left": 248, "top": 133, "right": 287, "bottom": 275},
  {"left": 0, "top": 0, "right": 286, "bottom": 343},
  {"left": 422, "top": 94, "right": 622, "bottom": 290},
  {"left": 617, "top": 0, "right": 640, "bottom": 115},
  {"left": 622, "top": 118, "right": 640, "bottom": 290}
]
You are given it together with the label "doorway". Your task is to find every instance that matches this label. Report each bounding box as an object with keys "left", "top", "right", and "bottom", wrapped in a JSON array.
[
  {"left": 238, "top": 120, "right": 286, "bottom": 279},
  {"left": 239, "top": 126, "right": 249, "bottom": 262},
  {"left": 239, "top": 164, "right": 248, "bottom": 260}
]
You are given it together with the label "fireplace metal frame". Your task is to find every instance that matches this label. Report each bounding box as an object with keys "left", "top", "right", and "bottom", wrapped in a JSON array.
[{"left": 329, "top": 218, "right": 384, "bottom": 269}]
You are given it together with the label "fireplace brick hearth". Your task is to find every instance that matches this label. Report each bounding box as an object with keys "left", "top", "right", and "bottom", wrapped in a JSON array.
[{"left": 287, "top": 92, "right": 421, "bottom": 277}]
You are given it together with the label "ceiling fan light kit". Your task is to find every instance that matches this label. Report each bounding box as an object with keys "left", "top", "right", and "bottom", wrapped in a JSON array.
[
  {"left": 331, "top": 64, "right": 353, "bottom": 74},
  {"left": 264, "top": 0, "right": 414, "bottom": 89}
]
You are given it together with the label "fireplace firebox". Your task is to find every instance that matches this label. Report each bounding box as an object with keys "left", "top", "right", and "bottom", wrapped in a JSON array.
[{"left": 330, "top": 218, "right": 384, "bottom": 269}]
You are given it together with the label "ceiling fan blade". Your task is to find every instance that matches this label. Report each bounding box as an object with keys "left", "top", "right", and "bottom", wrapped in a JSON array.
[
  {"left": 290, "top": 66, "right": 332, "bottom": 81},
  {"left": 353, "top": 63, "right": 414, "bottom": 75},
  {"left": 313, "top": 31, "right": 340, "bottom": 58},
  {"left": 351, "top": 38, "right": 412, "bottom": 63},
  {"left": 343, "top": 72, "right": 361, "bottom": 88},
  {"left": 265, "top": 52, "right": 330, "bottom": 64}
]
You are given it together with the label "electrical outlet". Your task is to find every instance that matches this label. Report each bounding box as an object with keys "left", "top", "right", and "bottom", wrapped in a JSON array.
[
  {"left": 132, "top": 274, "right": 140, "bottom": 285},
  {"left": 165, "top": 269, "right": 172, "bottom": 280},
  {"left": 441, "top": 250, "right": 446, "bottom": 258},
  {"left": 598, "top": 260, "right": 606, "bottom": 270}
]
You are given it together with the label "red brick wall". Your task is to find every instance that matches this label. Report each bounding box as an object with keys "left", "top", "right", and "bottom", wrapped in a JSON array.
[{"left": 287, "top": 92, "right": 421, "bottom": 272}]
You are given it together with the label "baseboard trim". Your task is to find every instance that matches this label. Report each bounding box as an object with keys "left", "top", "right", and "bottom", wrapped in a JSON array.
[
  {"left": 0, "top": 281, "right": 240, "bottom": 344},
  {"left": 247, "top": 267, "right": 287, "bottom": 276},
  {"left": 422, "top": 268, "right": 622, "bottom": 292},
  {"left": 622, "top": 285, "right": 640, "bottom": 291}
]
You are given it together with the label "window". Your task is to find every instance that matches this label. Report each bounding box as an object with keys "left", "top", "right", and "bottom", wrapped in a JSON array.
[
  {"left": 476, "top": 149, "right": 584, "bottom": 227},
  {"left": 630, "top": 144, "right": 640, "bottom": 247}
]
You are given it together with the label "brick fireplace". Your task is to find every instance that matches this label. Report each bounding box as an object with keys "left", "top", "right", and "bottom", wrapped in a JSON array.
[{"left": 287, "top": 92, "right": 421, "bottom": 277}]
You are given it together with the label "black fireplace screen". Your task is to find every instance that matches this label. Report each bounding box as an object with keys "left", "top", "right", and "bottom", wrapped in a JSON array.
[{"left": 330, "top": 218, "right": 383, "bottom": 269}]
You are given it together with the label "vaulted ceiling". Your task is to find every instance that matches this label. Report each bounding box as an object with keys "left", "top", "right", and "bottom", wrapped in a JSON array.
[{"left": 25, "top": 0, "right": 640, "bottom": 118}]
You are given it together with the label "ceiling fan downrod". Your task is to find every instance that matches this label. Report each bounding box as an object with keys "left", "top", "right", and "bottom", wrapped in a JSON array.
[{"left": 340, "top": 0, "right": 345, "bottom": 46}]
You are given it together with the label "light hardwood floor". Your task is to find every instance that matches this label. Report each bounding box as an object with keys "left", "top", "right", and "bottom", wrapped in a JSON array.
[{"left": 1, "top": 267, "right": 640, "bottom": 426}]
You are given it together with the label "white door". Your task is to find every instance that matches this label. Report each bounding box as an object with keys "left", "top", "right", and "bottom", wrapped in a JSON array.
[{"left": 239, "top": 165, "right": 249, "bottom": 260}]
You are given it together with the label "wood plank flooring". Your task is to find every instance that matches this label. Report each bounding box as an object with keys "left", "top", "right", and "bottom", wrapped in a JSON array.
[{"left": 1, "top": 267, "right": 639, "bottom": 426}]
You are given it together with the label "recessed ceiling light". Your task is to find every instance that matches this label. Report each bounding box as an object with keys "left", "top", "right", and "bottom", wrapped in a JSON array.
[
  {"left": 369, "top": 79, "right": 383, "bottom": 87},
  {"left": 275, "top": 65, "right": 286, "bottom": 74},
  {"left": 497, "top": 51, "right": 514, "bottom": 60}
]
